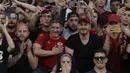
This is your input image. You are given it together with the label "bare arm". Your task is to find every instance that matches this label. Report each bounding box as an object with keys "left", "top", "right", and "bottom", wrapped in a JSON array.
[
  {"left": 33, "top": 43, "right": 63, "bottom": 57},
  {"left": 1, "top": 17, "right": 15, "bottom": 53},
  {"left": 65, "top": 46, "right": 74, "bottom": 56},
  {"left": 7, "top": 53, "right": 22, "bottom": 68},
  {"left": 27, "top": 51, "right": 38, "bottom": 69},
  {"left": 26, "top": 39, "right": 38, "bottom": 69},
  {"left": 7, "top": 42, "right": 25, "bottom": 68},
  {"left": 16, "top": 7, "right": 32, "bottom": 21},
  {"left": 13, "top": 0, "right": 39, "bottom": 12},
  {"left": 103, "top": 35, "right": 110, "bottom": 55},
  {"left": 121, "top": 25, "right": 130, "bottom": 37}
]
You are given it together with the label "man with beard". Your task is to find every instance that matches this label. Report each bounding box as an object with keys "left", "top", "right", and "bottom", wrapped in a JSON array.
[
  {"left": 5, "top": 13, "right": 18, "bottom": 40},
  {"left": 62, "top": 12, "right": 79, "bottom": 40},
  {"left": 8, "top": 22, "right": 38, "bottom": 73},
  {"left": 86, "top": 49, "right": 112, "bottom": 73},
  {"left": 65, "top": 16, "right": 103, "bottom": 73}
]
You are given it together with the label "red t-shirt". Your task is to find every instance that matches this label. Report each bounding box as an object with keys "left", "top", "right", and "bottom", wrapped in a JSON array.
[
  {"left": 34, "top": 33, "right": 66, "bottom": 70},
  {"left": 101, "top": 35, "right": 126, "bottom": 73}
]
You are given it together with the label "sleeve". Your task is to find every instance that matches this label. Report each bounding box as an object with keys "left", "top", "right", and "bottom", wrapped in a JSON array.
[
  {"left": 96, "top": 35, "right": 104, "bottom": 48},
  {"left": 64, "top": 35, "right": 75, "bottom": 50},
  {"left": 34, "top": 33, "right": 46, "bottom": 46}
]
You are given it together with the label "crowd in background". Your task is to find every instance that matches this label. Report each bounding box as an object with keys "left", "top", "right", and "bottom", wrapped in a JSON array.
[{"left": 0, "top": 0, "right": 130, "bottom": 73}]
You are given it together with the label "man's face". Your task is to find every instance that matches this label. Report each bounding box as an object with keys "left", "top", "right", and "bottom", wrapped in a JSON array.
[
  {"left": 110, "top": 1, "right": 121, "bottom": 13},
  {"left": 78, "top": 21, "right": 91, "bottom": 35},
  {"left": 40, "top": 12, "right": 52, "bottom": 27},
  {"left": 16, "top": 24, "right": 29, "bottom": 42},
  {"left": 96, "top": 0, "right": 106, "bottom": 7},
  {"left": 67, "top": 16, "right": 79, "bottom": 31},
  {"left": 49, "top": 23, "right": 63, "bottom": 37},
  {"left": 121, "top": 11, "right": 130, "bottom": 26},
  {"left": 94, "top": 52, "right": 107, "bottom": 69}
]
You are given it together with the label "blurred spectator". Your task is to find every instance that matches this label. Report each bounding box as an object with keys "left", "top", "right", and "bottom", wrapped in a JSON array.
[
  {"left": 65, "top": 16, "right": 103, "bottom": 73},
  {"left": 103, "top": 14, "right": 126, "bottom": 73},
  {"left": 110, "top": 0, "right": 122, "bottom": 14},
  {"left": 8, "top": 22, "right": 37, "bottom": 73},
  {"left": 30, "top": 9, "right": 52, "bottom": 42},
  {"left": 62, "top": 12, "right": 79, "bottom": 40},
  {"left": 33, "top": 20, "right": 66, "bottom": 73},
  {"left": 0, "top": 16, "right": 15, "bottom": 73},
  {"left": 55, "top": 53, "right": 78, "bottom": 73},
  {"left": 119, "top": 6, "right": 130, "bottom": 73},
  {"left": 86, "top": 49, "right": 112, "bottom": 73},
  {"left": 53, "top": 0, "right": 72, "bottom": 25}
]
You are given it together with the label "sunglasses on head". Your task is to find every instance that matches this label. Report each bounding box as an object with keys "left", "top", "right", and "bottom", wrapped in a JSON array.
[{"left": 94, "top": 56, "right": 106, "bottom": 61}]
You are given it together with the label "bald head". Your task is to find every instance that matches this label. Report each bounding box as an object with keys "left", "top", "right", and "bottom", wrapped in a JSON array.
[{"left": 16, "top": 22, "right": 30, "bottom": 42}]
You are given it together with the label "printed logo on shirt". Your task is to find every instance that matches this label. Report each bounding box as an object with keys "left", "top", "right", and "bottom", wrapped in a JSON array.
[
  {"left": 0, "top": 51, "right": 3, "bottom": 63},
  {"left": 40, "top": 34, "right": 43, "bottom": 36}
]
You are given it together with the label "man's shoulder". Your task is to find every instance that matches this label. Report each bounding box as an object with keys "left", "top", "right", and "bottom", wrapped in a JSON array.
[{"left": 68, "top": 33, "right": 79, "bottom": 39}]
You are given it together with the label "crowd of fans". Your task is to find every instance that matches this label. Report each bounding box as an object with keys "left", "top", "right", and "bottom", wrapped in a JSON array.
[{"left": 0, "top": 0, "right": 130, "bottom": 73}]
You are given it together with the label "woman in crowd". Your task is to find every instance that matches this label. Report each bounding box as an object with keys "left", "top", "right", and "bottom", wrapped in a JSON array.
[{"left": 55, "top": 53, "right": 78, "bottom": 73}]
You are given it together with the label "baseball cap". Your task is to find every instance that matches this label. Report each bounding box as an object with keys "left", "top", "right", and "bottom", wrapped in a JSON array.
[
  {"left": 79, "top": 16, "right": 90, "bottom": 24},
  {"left": 67, "top": 12, "right": 79, "bottom": 20},
  {"left": 108, "top": 14, "right": 121, "bottom": 24}
]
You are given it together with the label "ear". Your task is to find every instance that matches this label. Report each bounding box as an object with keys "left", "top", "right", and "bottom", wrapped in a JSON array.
[
  {"left": 104, "top": 58, "right": 108, "bottom": 63},
  {"left": 93, "top": 58, "right": 96, "bottom": 64}
]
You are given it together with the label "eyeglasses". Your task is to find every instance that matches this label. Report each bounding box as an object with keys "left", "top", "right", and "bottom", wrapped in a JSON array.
[
  {"left": 69, "top": 19, "right": 79, "bottom": 22},
  {"left": 94, "top": 56, "right": 106, "bottom": 61}
]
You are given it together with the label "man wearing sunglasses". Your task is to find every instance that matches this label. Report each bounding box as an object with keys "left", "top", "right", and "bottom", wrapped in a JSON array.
[{"left": 86, "top": 49, "right": 112, "bottom": 73}]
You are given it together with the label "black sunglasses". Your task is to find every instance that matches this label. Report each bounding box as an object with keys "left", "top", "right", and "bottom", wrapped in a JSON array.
[{"left": 94, "top": 56, "right": 106, "bottom": 61}]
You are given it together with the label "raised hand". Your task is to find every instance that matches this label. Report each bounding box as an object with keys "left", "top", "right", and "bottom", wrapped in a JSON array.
[
  {"left": 24, "top": 39, "right": 32, "bottom": 53},
  {"left": 126, "top": 44, "right": 130, "bottom": 53},
  {"left": 62, "top": 63, "right": 71, "bottom": 73},
  {"left": 52, "top": 45, "right": 63, "bottom": 55}
]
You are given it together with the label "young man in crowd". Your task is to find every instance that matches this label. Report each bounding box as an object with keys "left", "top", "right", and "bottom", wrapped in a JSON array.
[
  {"left": 8, "top": 22, "right": 38, "bottom": 73},
  {"left": 103, "top": 14, "right": 126, "bottom": 73},
  {"left": 0, "top": 16, "right": 15, "bottom": 73},
  {"left": 86, "top": 49, "right": 112, "bottom": 73},
  {"left": 62, "top": 12, "right": 79, "bottom": 40},
  {"left": 33, "top": 20, "right": 66, "bottom": 73},
  {"left": 110, "top": 0, "right": 122, "bottom": 14},
  {"left": 30, "top": 9, "right": 52, "bottom": 42},
  {"left": 65, "top": 16, "right": 103, "bottom": 73}
]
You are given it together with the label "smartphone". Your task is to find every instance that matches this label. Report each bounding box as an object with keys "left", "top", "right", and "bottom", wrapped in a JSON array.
[{"left": 5, "top": 7, "right": 17, "bottom": 19}]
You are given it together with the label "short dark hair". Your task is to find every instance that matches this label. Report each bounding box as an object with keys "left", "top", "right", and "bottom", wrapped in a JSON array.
[
  {"left": 67, "top": 12, "right": 79, "bottom": 20},
  {"left": 125, "top": 7, "right": 130, "bottom": 11},
  {"left": 94, "top": 48, "right": 107, "bottom": 57},
  {"left": 110, "top": 0, "right": 122, "bottom": 3}
]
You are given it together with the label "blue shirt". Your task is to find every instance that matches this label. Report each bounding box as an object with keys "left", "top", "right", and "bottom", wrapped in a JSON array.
[{"left": 86, "top": 69, "right": 112, "bottom": 73}]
